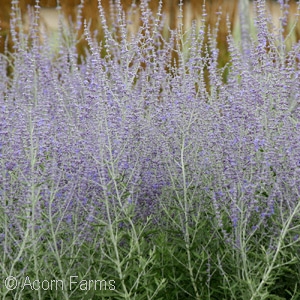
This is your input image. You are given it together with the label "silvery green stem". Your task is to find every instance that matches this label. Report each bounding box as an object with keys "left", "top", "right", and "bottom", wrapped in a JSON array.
[{"left": 239, "top": 0, "right": 251, "bottom": 56}]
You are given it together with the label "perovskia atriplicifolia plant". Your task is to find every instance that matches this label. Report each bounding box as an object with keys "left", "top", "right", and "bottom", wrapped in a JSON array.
[{"left": 1, "top": 0, "right": 300, "bottom": 299}]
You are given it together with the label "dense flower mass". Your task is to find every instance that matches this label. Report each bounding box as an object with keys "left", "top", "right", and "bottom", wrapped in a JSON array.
[{"left": 1, "top": 0, "right": 300, "bottom": 299}]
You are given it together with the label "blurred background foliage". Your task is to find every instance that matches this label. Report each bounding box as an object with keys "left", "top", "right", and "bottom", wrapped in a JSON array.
[{"left": 0, "top": 0, "right": 299, "bottom": 73}]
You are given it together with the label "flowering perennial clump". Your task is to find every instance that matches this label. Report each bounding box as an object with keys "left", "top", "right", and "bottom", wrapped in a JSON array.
[{"left": 1, "top": 0, "right": 300, "bottom": 299}]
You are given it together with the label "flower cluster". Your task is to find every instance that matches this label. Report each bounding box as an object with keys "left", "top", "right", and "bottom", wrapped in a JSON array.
[{"left": 1, "top": 0, "right": 300, "bottom": 247}]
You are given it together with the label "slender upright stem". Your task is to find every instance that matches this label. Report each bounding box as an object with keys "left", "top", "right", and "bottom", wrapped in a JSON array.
[{"left": 239, "top": 0, "right": 251, "bottom": 56}]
